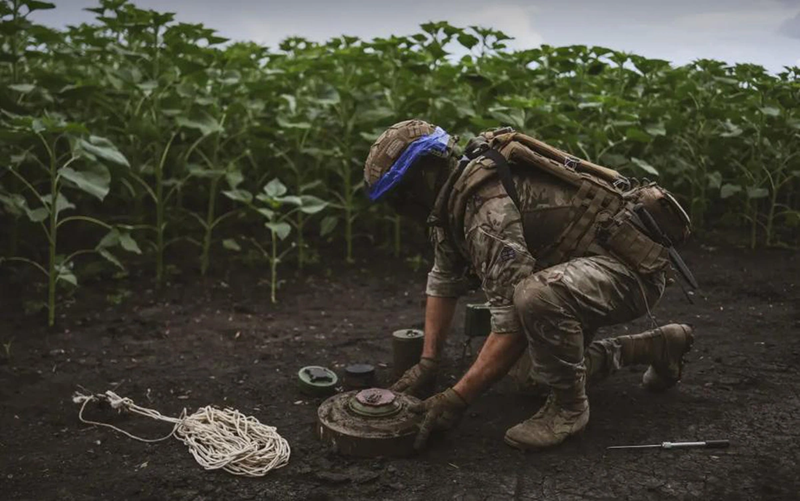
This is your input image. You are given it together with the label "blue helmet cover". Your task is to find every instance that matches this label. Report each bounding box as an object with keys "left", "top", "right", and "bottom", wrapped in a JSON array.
[{"left": 368, "top": 126, "right": 450, "bottom": 202}]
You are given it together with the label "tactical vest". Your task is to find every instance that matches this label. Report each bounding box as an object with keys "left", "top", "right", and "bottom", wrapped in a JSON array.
[{"left": 431, "top": 129, "right": 692, "bottom": 277}]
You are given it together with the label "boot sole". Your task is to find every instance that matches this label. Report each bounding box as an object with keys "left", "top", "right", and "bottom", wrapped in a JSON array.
[
  {"left": 504, "top": 434, "right": 533, "bottom": 451},
  {"left": 502, "top": 409, "right": 589, "bottom": 452},
  {"left": 503, "top": 427, "right": 585, "bottom": 451}
]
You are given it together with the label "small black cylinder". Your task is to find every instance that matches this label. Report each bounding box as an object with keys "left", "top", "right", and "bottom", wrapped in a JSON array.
[
  {"left": 343, "top": 364, "right": 376, "bottom": 389},
  {"left": 465, "top": 303, "right": 492, "bottom": 338}
]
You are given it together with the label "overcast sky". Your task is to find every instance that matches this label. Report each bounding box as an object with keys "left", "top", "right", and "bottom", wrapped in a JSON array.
[{"left": 33, "top": 0, "right": 800, "bottom": 73}]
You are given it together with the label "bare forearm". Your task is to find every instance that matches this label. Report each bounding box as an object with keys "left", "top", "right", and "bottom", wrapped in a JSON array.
[
  {"left": 421, "top": 295, "right": 458, "bottom": 359},
  {"left": 453, "top": 332, "right": 527, "bottom": 403}
]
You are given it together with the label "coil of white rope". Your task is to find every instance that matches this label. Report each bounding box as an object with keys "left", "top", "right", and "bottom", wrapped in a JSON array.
[{"left": 73, "top": 390, "right": 290, "bottom": 477}]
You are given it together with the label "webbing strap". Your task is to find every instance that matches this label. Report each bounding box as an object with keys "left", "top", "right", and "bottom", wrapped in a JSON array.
[
  {"left": 554, "top": 184, "right": 608, "bottom": 260},
  {"left": 481, "top": 149, "right": 520, "bottom": 208},
  {"left": 641, "top": 241, "right": 664, "bottom": 267},
  {"left": 573, "top": 196, "right": 621, "bottom": 257},
  {"left": 569, "top": 182, "right": 593, "bottom": 218}
]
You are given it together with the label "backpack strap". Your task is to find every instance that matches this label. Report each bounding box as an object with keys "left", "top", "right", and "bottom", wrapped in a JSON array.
[
  {"left": 473, "top": 135, "right": 627, "bottom": 266},
  {"left": 480, "top": 149, "right": 520, "bottom": 207}
]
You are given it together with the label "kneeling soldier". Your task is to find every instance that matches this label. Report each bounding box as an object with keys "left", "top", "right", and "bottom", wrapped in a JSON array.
[{"left": 364, "top": 120, "right": 695, "bottom": 450}]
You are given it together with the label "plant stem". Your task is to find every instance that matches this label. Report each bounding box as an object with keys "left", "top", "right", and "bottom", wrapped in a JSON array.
[
  {"left": 2, "top": 257, "right": 48, "bottom": 276},
  {"left": 270, "top": 230, "right": 277, "bottom": 303},
  {"left": 47, "top": 140, "right": 57, "bottom": 328},
  {"left": 749, "top": 200, "right": 758, "bottom": 250},
  {"left": 154, "top": 135, "right": 175, "bottom": 287},
  {"left": 296, "top": 211, "right": 305, "bottom": 271},
  {"left": 155, "top": 150, "right": 164, "bottom": 286},
  {"left": 766, "top": 181, "right": 780, "bottom": 247},
  {"left": 56, "top": 215, "right": 113, "bottom": 230},
  {"left": 200, "top": 176, "right": 219, "bottom": 275}
]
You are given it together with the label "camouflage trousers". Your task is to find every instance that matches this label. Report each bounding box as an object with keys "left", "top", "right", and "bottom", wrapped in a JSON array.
[{"left": 511, "top": 255, "right": 666, "bottom": 391}]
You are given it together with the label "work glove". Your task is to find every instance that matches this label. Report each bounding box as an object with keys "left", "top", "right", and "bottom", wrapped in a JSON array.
[
  {"left": 410, "top": 387, "right": 468, "bottom": 450},
  {"left": 390, "top": 357, "right": 439, "bottom": 397}
]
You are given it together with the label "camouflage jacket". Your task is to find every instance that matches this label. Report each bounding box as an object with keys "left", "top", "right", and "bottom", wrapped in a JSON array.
[{"left": 426, "top": 159, "right": 578, "bottom": 334}]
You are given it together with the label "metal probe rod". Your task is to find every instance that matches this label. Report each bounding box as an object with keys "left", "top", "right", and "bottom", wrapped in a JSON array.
[{"left": 607, "top": 440, "right": 730, "bottom": 450}]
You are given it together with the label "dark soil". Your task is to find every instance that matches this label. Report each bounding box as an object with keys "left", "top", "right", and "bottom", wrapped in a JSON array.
[{"left": 1, "top": 242, "right": 798, "bottom": 501}]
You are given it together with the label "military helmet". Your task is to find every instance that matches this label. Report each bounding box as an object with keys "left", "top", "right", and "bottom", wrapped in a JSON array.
[{"left": 364, "top": 119, "right": 455, "bottom": 201}]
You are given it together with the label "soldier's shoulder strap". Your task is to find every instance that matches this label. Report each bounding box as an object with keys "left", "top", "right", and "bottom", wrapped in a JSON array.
[{"left": 480, "top": 148, "right": 520, "bottom": 207}]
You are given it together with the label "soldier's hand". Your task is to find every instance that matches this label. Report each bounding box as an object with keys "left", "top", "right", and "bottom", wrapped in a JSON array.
[
  {"left": 410, "top": 387, "right": 468, "bottom": 450},
  {"left": 390, "top": 357, "right": 439, "bottom": 397}
]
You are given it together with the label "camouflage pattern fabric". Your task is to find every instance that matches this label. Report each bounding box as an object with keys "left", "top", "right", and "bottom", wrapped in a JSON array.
[
  {"left": 426, "top": 162, "right": 666, "bottom": 390},
  {"left": 426, "top": 162, "right": 581, "bottom": 333},
  {"left": 513, "top": 255, "right": 665, "bottom": 390}
]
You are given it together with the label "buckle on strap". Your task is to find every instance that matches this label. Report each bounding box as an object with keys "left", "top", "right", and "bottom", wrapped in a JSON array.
[
  {"left": 564, "top": 157, "right": 580, "bottom": 170},
  {"left": 612, "top": 176, "right": 632, "bottom": 192}
]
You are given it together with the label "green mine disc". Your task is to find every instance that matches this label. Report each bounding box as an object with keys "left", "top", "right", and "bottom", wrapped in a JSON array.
[{"left": 298, "top": 366, "right": 339, "bottom": 396}]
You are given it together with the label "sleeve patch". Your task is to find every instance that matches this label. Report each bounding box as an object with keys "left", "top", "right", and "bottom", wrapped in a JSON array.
[{"left": 500, "top": 245, "right": 516, "bottom": 262}]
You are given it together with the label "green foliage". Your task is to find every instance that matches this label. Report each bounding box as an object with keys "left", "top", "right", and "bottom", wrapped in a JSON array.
[
  {"left": 0, "top": 112, "right": 137, "bottom": 326},
  {"left": 0, "top": 0, "right": 798, "bottom": 322},
  {"left": 224, "top": 178, "right": 328, "bottom": 302}
]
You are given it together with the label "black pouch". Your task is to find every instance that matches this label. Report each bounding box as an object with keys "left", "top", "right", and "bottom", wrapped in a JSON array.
[{"left": 601, "top": 212, "right": 670, "bottom": 274}]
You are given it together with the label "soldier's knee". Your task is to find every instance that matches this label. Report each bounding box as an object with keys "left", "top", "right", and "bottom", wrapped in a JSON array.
[{"left": 513, "top": 274, "right": 559, "bottom": 318}]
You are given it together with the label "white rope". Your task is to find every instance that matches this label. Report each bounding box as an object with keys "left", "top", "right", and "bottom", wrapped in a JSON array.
[{"left": 73, "top": 390, "right": 290, "bottom": 477}]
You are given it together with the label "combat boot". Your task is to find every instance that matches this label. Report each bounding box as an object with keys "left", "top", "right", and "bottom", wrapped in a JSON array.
[
  {"left": 618, "top": 323, "right": 694, "bottom": 392},
  {"left": 503, "top": 385, "right": 589, "bottom": 450}
]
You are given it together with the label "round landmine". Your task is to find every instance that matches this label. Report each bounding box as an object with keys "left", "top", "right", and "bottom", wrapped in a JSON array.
[
  {"left": 343, "top": 363, "right": 376, "bottom": 389},
  {"left": 298, "top": 366, "right": 338, "bottom": 397},
  {"left": 317, "top": 388, "right": 422, "bottom": 457}
]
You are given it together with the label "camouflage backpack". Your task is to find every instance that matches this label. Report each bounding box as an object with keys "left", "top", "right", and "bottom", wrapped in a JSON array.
[{"left": 431, "top": 127, "right": 696, "bottom": 286}]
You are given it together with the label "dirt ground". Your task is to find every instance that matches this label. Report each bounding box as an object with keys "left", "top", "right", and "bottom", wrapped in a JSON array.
[{"left": 1, "top": 240, "right": 798, "bottom": 501}]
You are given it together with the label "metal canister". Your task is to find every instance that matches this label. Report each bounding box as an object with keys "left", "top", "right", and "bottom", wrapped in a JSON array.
[
  {"left": 392, "top": 328, "right": 424, "bottom": 380},
  {"left": 343, "top": 364, "right": 376, "bottom": 390},
  {"left": 465, "top": 302, "right": 492, "bottom": 338}
]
